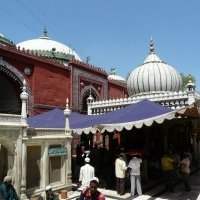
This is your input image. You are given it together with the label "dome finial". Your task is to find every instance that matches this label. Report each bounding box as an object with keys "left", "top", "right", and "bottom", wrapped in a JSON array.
[
  {"left": 110, "top": 67, "right": 116, "bottom": 75},
  {"left": 149, "top": 37, "right": 155, "bottom": 54},
  {"left": 43, "top": 26, "right": 48, "bottom": 38}
]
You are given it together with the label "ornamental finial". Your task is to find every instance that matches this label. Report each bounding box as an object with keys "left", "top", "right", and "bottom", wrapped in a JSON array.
[
  {"left": 110, "top": 67, "right": 116, "bottom": 75},
  {"left": 64, "top": 98, "right": 71, "bottom": 118},
  {"left": 43, "top": 26, "right": 48, "bottom": 37},
  {"left": 66, "top": 98, "right": 69, "bottom": 109},
  {"left": 20, "top": 79, "right": 28, "bottom": 101},
  {"left": 149, "top": 37, "right": 155, "bottom": 54},
  {"left": 22, "top": 79, "right": 27, "bottom": 92}
]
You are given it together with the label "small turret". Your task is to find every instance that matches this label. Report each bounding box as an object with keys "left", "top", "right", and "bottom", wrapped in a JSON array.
[
  {"left": 20, "top": 79, "right": 28, "bottom": 119},
  {"left": 64, "top": 98, "right": 71, "bottom": 134},
  {"left": 186, "top": 78, "right": 196, "bottom": 105},
  {"left": 186, "top": 79, "right": 195, "bottom": 92}
]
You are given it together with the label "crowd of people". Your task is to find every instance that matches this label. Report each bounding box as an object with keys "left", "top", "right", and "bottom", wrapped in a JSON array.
[
  {"left": 76, "top": 142, "right": 143, "bottom": 198},
  {"left": 75, "top": 141, "right": 193, "bottom": 199}
]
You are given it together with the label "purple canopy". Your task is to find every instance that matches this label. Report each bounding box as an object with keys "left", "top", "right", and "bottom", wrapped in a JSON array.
[
  {"left": 28, "top": 100, "right": 176, "bottom": 133},
  {"left": 28, "top": 109, "right": 96, "bottom": 129}
]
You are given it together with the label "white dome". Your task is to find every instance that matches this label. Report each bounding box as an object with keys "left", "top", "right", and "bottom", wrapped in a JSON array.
[
  {"left": 127, "top": 40, "right": 182, "bottom": 96},
  {"left": 17, "top": 31, "right": 81, "bottom": 61},
  {"left": 108, "top": 74, "right": 126, "bottom": 82},
  {"left": 108, "top": 68, "right": 126, "bottom": 82}
]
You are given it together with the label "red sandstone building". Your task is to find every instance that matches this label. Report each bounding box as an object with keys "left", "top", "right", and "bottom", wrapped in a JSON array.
[{"left": 0, "top": 30, "right": 127, "bottom": 116}]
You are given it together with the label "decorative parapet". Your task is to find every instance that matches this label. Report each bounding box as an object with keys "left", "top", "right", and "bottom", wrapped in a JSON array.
[
  {"left": 88, "top": 90, "right": 199, "bottom": 115},
  {"left": 0, "top": 45, "right": 108, "bottom": 76},
  {"left": 0, "top": 113, "right": 27, "bottom": 127},
  {"left": 69, "top": 59, "right": 108, "bottom": 77},
  {"left": 0, "top": 45, "right": 70, "bottom": 70}
]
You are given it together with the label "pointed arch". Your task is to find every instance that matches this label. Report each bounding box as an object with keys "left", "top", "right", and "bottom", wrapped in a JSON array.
[
  {"left": 80, "top": 85, "right": 100, "bottom": 113},
  {"left": 0, "top": 57, "right": 32, "bottom": 114}
]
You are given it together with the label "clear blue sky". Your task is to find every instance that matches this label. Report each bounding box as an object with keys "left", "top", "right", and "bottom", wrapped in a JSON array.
[{"left": 1, "top": 0, "right": 200, "bottom": 88}]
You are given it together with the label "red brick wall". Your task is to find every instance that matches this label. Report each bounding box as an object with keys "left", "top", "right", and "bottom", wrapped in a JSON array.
[
  {"left": 108, "top": 81, "right": 127, "bottom": 99},
  {"left": 32, "top": 63, "right": 70, "bottom": 107}
]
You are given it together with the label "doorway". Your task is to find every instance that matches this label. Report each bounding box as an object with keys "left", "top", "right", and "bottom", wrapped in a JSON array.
[{"left": 0, "top": 144, "right": 8, "bottom": 181}]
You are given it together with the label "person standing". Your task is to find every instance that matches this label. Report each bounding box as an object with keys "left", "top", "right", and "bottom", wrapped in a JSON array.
[
  {"left": 0, "top": 176, "right": 18, "bottom": 200},
  {"left": 79, "top": 157, "right": 95, "bottom": 189},
  {"left": 128, "top": 154, "right": 142, "bottom": 197},
  {"left": 115, "top": 153, "right": 127, "bottom": 195},
  {"left": 79, "top": 178, "right": 105, "bottom": 200},
  {"left": 161, "top": 151, "right": 175, "bottom": 192},
  {"left": 180, "top": 153, "right": 191, "bottom": 191}
]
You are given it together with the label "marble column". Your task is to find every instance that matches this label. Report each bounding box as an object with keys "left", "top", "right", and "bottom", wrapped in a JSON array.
[
  {"left": 15, "top": 133, "right": 22, "bottom": 195},
  {"left": 41, "top": 142, "right": 49, "bottom": 199},
  {"left": 65, "top": 137, "right": 72, "bottom": 186},
  {"left": 20, "top": 136, "right": 28, "bottom": 200}
]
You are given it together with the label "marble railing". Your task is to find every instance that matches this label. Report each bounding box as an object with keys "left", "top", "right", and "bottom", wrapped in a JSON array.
[
  {"left": 0, "top": 113, "right": 23, "bottom": 126},
  {"left": 88, "top": 91, "right": 192, "bottom": 115}
]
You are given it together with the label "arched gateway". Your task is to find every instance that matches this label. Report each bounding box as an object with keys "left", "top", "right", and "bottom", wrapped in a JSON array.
[{"left": 0, "top": 58, "right": 31, "bottom": 114}]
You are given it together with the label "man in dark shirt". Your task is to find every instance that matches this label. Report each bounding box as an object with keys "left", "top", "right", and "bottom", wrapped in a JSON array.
[{"left": 79, "top": 178, "right": 105, "bottom": 200}]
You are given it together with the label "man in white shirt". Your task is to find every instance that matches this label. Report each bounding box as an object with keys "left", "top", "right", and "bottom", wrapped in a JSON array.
[
  {"left": 128, "top": 154, "right": 142, "bottom": 197},
  {"left": 115, "top": 153, "right": 127, "bottom": 195},
  {"left": 79, "top": 157, "right": 95, "bottom": 189}
]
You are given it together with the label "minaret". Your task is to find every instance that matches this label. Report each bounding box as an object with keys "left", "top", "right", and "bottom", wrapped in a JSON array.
[
  {"left": 20, "top": 79, "right": 28, "bottom": 120},
  {"left": 64, "top": 98, "right": 71, "bottom": 134}
]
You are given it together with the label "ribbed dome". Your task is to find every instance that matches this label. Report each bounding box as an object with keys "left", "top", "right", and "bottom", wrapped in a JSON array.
[
  {"left": 127, "top": 40, "right": 182, "bottom": 96},
  {"left": 17, "top": 29, "right": 81, "bottom": 61}
]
